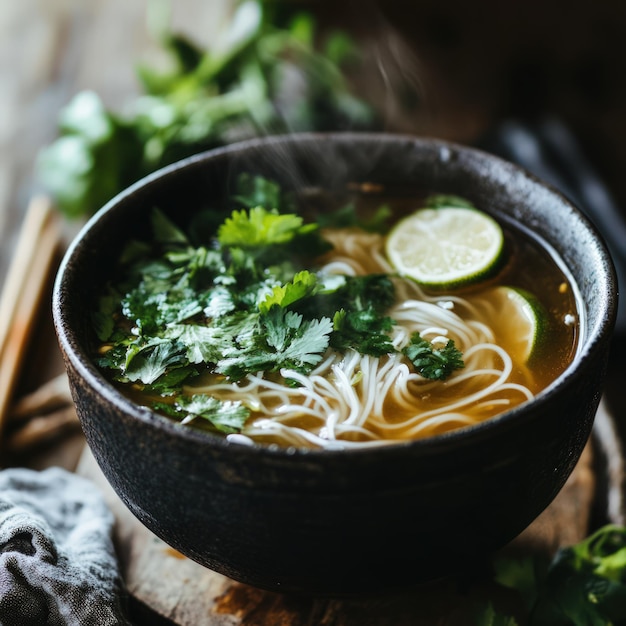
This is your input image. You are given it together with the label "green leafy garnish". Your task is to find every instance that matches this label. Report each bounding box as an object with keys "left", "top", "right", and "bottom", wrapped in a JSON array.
[
  {"left": 259, "top": 270, "right": 319, "bottom": 313},
  {"left": 317, "top": 202, "right": 393, "bottom": 233},
  {"left": 474, "top": 603, "right": 519, "bottom": 626},
  {"left": 95, "top": 175, "right": 465, "bottom": 436},
  {"left": 425, "top": 194, "right": 477, "bottom": 209},
  {"left": 155, "top": 395, "right": 250, "bottom": 434},
  {"left": 217, "top": 307, "right": 333, "bottom": 381},
  {"left": 331, "top": 308, "right": 396, "bottom": 357},
  {"left": 402, "top": 333, "right": 465, "bottom": 380},
  {"left": 218, "top": 206, "right": 314, "bottom": 247},
  {"left": 231, "top": 172, "right": 285, "bottom": 211},
  {"left": 123, "top": 340, "right": 188, "bottom": 386}
]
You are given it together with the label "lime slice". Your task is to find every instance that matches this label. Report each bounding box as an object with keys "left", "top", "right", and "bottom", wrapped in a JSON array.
[
  {"left": 386, "top": 206, "right": 504, "bottom": 289},
  {"left": 486, "top": 286, "right": 547, "bottom": 364}
]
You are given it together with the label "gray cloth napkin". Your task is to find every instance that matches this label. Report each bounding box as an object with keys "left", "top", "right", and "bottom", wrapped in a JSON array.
[{"left": 0, "top": 466, "right": 131, "bottom": 625}]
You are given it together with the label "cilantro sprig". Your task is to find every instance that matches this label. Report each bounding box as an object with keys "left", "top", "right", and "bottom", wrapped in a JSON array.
[
  {"left": 95, "top": 175, "right": 465, "bottom": 435},
  {"left": 403, "top": 333, "right": 465, "bottom": 381},
  {"left": 476, "top": 525, "right": 626, "bottom": 626},
  {"left": 154, "top": 395, "right": 250, "bottom": 435}
]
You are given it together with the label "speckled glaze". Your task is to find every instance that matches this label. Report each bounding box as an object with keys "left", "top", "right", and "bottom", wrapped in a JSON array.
[{"left": 53, "top": 134, "right": 617, "bottom": 595}]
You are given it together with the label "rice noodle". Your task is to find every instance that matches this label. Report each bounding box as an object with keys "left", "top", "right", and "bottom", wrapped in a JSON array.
[{"left": 185, "top": 229, "right": 536, "bottom": 449}]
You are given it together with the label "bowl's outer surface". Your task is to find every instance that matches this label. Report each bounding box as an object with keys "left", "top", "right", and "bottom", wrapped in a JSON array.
[{"left": 53, "top": 133, "right": 617, "bottom": 594}]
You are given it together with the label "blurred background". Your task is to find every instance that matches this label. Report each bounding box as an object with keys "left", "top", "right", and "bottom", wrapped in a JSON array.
[{"left": 3, "top": 0, "right": 626, "bottom": 229}]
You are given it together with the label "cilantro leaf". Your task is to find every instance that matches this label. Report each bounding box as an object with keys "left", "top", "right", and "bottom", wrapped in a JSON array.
[
  {"left": 164, "top": 246, "right": 224, "bottom": 288},
  {"left": 167, "top": 323, "right": 226, "bottom": 365},
  {"left": 217, "top": 307, "right": 332, "bottom": 380},
  {"left": 331, "top": 308, "right": 395, "bottom": 357},
  {"left": 203, "top": 285, "right": 237, "bottom": 319},
  {"left": 96, "top": 343, "right": 129, "bottom": 374},
  {"left": 347, "top": 274, "right": 396, "bottom": 313},
  {"left": 259, "top": 270, "right": 319, "bottom": 313},
  {"left": 425, "top": 194, "right": 476, "bottom": 209},
  {"left": 232, "top": 173, "right": 283, "bottom": 210},
  {"left": 223, "top": 246, "right": 262, "bottom": 284},
  {"left": 296, "top": 274, "right": 395, "bottom": 320},
  {"left": 151, "top": 208, "right": 189, "bottom": 245},
  {"left": 121, "top": 284, "right": 203, "bottom": 333},
  {"left": 217, "top": 208, "right": 332, "bottom": 284},
  {"left": 93, "top": 292, "right": 119, "bottom": 342},
  {"left": 402, "top": 333, "right": 464, "bottom": 380},
  {"left": 478, "top": 525, "right": 626, "bottom": 626},
  {"left": 318, "top": 202, "right": 393, "bottom": 233},
  {"left": 473, "top": 603, "right": 519, "bottom": 626},
  {"left": 264, "top": 308, "right": 333, "bottom": 367},
  {"left": 154, "top": 395, "right": 250, "bottom": 434},
  {"left": 529, "top": 525, "right": 626, "bottom": 625},
  {"left": 218, "top": 206, "right": 314, "bottom": 247},
  {"left": 143, "top": 366, "right": 198, "bottom": 395},
  {"left": 124, "top": 340, "right": 188, "bottom": 385}
]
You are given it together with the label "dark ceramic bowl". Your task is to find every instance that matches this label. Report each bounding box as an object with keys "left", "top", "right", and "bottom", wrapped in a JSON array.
[{"left": 53, "top": 133, "right": 617, "bottom": 595}]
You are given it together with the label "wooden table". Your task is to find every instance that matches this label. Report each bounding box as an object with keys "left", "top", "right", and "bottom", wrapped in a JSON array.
[{"left": 2, "top": 1, "right": 626, "bottom": 623}]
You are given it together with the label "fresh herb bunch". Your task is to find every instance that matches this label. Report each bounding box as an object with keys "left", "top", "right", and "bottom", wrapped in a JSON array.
[
  {"left": 95, "top": 175, "right": 464, "bottom": 434},
  {"left": 36, "top": 0, "right": 375, "bottom": 218},
  {"left": 476, "top": 524, "right": 626, "bottom": 625}
]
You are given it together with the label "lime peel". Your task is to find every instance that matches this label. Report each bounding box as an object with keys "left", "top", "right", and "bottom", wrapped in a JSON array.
[
  {"left": 385, "top": 206, "right": 504, "bottom": 289},
  {"left": 486, "top": 286, "right": 547, "bottom": 364}
]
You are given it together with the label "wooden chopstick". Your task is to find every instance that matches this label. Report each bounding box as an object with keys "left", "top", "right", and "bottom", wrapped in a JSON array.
[
  {"left": 6, "top": 406, "right": 80, "bottom": 453},
  {"left": 0, "top": 196, "right": 63, "bottom": 438},
  {"left": 9, "top": 372, "right": 73, "bottom": 423}
]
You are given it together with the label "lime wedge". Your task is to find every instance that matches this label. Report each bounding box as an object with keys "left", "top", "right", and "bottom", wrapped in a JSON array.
[
  {"left": 386, "top": 206, "right": 504, "bottom": 289},
  {"left": 485, "top": 286, "right": 547, "bottom": 364}
]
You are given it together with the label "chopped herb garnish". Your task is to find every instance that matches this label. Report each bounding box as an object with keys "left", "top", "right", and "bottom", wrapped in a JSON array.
[
  {"left": 95, "top": 174, "right": 465, "bottom": 435},
  {"left": 218, "top": 206, "right": 313, "bottom": 248},
  {"left": 231, "top": 173, "right": 285, "bottom": 211},
  {"left": 402, "top": 333, "right": 465, "bottom": 380},
  {"left": 217, "top": 307, "right": 333, "bottom": 381},
  {"left": 155, "top": 395, "right": 250, "bottom": 434},
  {"left": 259, "top": 270, "right": 320, "bottom": 313},
  {"left": 124, "top": 340, "right": 188, "bottom": 386},
  {"left": 317, "top": 202, "right": 393, "bottom": 233},
  {"left": 425, "top": 194, "right": 477, "bottom": 209},
  {"left": 331, "top": 308, "right": 396, "bottom": 357}
]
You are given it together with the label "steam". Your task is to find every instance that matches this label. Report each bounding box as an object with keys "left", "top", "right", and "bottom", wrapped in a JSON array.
[
  {"left": 219, "top": 1, "right": 436, "bottom": 198},
  {"left": 358, "top": 14, "right": 430, "bottom": 133}
]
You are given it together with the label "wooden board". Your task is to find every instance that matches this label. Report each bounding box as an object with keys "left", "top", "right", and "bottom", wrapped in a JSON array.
[{"left": 77, "top": 428, "right": 598, "bottom": 625}]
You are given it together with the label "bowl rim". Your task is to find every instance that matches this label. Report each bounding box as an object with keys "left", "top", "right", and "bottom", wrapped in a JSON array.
[{"left": 52, "top": 131, "right": 619, "bottom": 459}]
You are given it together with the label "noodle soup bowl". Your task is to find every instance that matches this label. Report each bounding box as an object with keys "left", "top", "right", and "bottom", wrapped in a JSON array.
[{"left": 53, "top": 133, "right": 617, "bottom": 594}]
